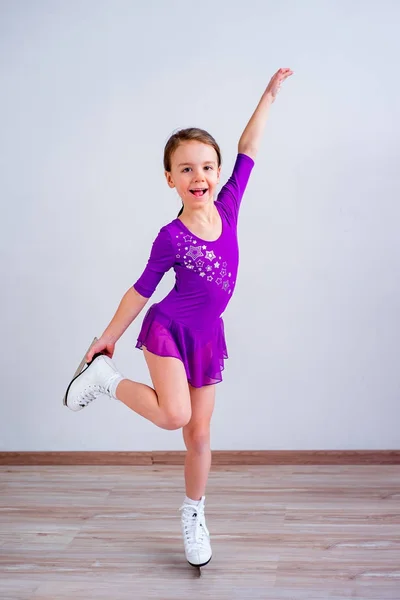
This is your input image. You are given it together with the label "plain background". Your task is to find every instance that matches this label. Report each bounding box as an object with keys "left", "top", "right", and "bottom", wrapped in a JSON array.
[{"left": 1, "top": 0, "right": 399, "bottom": 451}]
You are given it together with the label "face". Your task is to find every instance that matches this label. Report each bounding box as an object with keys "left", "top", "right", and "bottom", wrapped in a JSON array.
[{"left": 165, "top": 141, "right": 221, "bottom": 209}]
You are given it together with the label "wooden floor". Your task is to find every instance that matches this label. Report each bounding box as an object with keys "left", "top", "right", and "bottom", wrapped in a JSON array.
[{"left": 0, "top": 464, "right": 399, "bottom": 599}]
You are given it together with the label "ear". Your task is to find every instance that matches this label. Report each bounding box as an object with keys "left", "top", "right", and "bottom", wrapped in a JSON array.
[
  {"left": 217, "top": 165, "right": 222, "bottom": 184},
  {"left": 165, "top": 171, "right": 175, "bottom": 189}
]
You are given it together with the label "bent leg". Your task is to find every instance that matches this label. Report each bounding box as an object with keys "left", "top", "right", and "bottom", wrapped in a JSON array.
[{"left": 116, "top": 347, "right": 191, "bottom": 430}]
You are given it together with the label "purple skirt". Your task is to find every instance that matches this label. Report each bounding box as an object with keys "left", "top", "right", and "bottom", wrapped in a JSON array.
[{"left": 135, "top": 304, "right": 228, "bottom": 387}]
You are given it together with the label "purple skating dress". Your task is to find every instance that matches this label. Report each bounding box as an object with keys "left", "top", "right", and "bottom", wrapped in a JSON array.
[{"left": 133, "top": 153, "right": 255, "bottom": 387}]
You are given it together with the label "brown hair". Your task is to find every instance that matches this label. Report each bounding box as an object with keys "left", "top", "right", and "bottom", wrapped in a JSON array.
[{"left": 163, "top": 127, "right": 222, "bottom": 217}]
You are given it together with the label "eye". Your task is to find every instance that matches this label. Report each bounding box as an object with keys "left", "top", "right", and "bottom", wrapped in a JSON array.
[{"left": 182, "top": 166, "right": 213, "bottom": 173}]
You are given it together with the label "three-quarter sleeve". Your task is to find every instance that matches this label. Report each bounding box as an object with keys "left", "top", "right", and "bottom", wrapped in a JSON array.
[
  {"left": 216, "top": 153, "right": 255, "bottom": 225},
  {"left": 133, "top": 226, "right": 175, "bottom": 298}
]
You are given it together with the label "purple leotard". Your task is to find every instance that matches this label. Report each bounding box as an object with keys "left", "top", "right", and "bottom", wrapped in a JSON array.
[{"left": 133, "top": 152, "right": 255, "bottom": 387}]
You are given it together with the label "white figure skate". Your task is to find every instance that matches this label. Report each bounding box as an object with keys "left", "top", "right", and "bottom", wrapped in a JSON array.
[
  {"left": 179, "top": 496, "right": 212, "bottom": 576},
  {"left": 63, "top": 337, "right": 123, "bottom": 411}
]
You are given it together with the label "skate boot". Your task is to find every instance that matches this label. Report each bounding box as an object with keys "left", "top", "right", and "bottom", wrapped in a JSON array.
[
  {"left": 179, "top": 496, "right": 212, "bottom": 572},
  {"left": 63, "top": 343, "right": 124, "bottom": 412}
]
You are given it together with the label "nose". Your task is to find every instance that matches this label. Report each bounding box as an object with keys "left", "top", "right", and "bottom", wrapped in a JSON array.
[{"left": 193, "top": 168, "right": 206, "bottom": 182}]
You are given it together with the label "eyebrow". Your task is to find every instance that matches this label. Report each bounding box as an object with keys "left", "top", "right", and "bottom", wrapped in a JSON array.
[{"left": 177, "top": 161, "right": 216, "bottom": 167}]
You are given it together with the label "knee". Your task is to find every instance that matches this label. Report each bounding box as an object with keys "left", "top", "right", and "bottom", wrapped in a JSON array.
[
  {"left": 163, "top": 408, "right": 192, "bottom": 430},
  {"left": 185, "top": 429, "right": 210, "bottom": 452}
]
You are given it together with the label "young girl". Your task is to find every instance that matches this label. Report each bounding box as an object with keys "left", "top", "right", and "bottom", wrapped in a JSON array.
[{"left": 64, "top": 68, "right": 293, "bottom": 570}]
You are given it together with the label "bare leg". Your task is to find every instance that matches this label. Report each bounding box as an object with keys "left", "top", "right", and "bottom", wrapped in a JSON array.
[
  {"left": 115, "top": 347, "right": 192, "bottom": 431},
  {"left": 182, "top": 384, "right": 216, "bottom": 499},
  {"left": 115, "top": 379, "right": 167, "bottom": 428}
]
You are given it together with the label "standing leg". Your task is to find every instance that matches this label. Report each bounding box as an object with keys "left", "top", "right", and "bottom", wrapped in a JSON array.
[
  {"left": 180, "top": 383, "right": 216, "bottom": 570},
  {"left": 182, "top": 383, "right": 216, "bottom": 499}
]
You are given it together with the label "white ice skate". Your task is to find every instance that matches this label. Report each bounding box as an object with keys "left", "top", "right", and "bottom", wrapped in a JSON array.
[
  {"left": 179, "top": 496, "right": 212, "bottom": 575},
  {"left": 63, "top": 338, "right": 124, "bottom": 411}
]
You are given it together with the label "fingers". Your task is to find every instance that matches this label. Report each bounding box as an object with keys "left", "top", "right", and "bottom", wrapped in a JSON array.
[
  {"left": 280, "top": 68, "right": 294, "bottom": 78},
  {"left": 275, "top": 68, "right": 293, "bottom": 80},
  {"left": 87, "top": 344, "right": 99, "bottom": 363},
  {"left": 87, "top": 344, "right": 113, "bottom": 362},
  {"left": 274, "top": 68, "right": 293, "bottom": 94},
  {"left": 269, "top": 67, "right": 293, "bottom": 94}
]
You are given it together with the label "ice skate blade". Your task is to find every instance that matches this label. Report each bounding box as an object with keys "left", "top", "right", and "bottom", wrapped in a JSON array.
[{"left": 62, "top": 337, "right": 99, "bottom": 406}]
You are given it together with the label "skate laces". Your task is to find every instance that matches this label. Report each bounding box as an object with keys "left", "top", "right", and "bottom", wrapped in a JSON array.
[
  {"left": 179, "top": 503, "right": 210, "bottom": 551},
  {"left": 78, "top": 384, "right": 104, "bottom": 407},
  {"left": 77, "top": 359, "right": 121, "bottom": 407}
]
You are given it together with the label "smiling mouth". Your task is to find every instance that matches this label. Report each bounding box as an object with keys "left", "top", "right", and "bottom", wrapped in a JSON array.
[{"left": 190, "top": 188, "right": 208, "bottom": 197}]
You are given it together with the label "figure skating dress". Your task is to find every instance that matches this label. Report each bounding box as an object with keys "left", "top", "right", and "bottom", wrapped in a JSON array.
[{"left": 133, "top": 153, "right": 255, "bottom": 387}]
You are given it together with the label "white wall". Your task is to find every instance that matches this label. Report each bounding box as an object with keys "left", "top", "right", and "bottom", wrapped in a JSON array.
[{"left": 1, "top": 0, "right": 399, "bottom": 451}]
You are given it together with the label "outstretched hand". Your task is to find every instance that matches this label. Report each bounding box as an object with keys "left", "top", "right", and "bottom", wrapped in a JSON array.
[{"left": 266, "top": 68, "right": 293, "bottom": 102}]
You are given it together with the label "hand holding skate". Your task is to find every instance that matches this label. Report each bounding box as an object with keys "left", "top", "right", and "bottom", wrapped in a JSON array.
[
  {"left": 63, "top": 337, "right": 124, "bottom": 410},
  {"left": 86, "top": 337, "right": 115, "bottom": 362}
]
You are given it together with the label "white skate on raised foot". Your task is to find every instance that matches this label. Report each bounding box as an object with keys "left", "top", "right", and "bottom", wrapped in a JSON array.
[
  {"left": 179, "top": 496, "right": 212, "bottom": 577},
  {"left": 63, "top": 337, "right": 124, "bottom": 411}
]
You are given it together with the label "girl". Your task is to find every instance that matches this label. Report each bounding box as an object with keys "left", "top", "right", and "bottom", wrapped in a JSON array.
[{"left": 64, "top": 68, "right": 293, "bottom": 570}]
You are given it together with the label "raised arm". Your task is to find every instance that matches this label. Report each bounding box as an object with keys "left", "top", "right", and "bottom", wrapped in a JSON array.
[{"left": 238, "top": 68, "right": 293, "bottom": 160}]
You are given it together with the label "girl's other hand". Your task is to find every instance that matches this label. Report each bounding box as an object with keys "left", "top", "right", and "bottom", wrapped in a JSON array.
[
  {"left": 86, "top": 337, "right": 115, "bottom": 363},
  {"left": 266, "top": 68, "right": 293, "bottom": 102}
]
